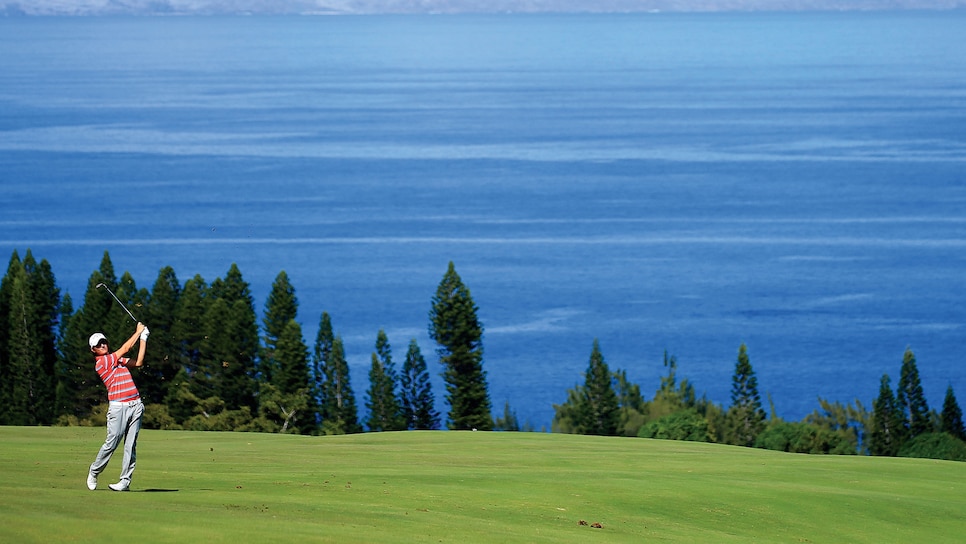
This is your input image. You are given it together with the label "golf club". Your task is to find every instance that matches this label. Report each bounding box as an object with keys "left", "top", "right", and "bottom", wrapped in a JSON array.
[{"left": 95, "top": 282, "right": 139, "bottom": 323}]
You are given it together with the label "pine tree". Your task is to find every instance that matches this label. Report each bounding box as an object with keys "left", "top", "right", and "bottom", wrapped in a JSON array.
[
  {"left": 869, "top": 374, "right": 903, "bottom": 456},
  {"left": 320, "top": 335, "right": 361, "bottom": 434},
  {"left": 273, "top": 320, "right": 311, "bottom": 395},
  {"left": 198, "top": 297, "right": 232, "bottom": 403},
  {"left": 365, "top": 330, "right": 404, "bottom": 432},
  {"left": 429, "top": 262, "right": 492, "bottom": 431},
  {"left": 940, "top": 385, "right": 965, "bottom": 441},
  {"left": 138, "top": 266, "right": 181, "bottom": 405},
  {"left": 53, "top": 292, "right": 74, "bottom": 419},
  {"left": 269, "top": 319, "right": 313, "bottom": 434},
  {"left": 0, "top": 251, "right": 21, "bottom": 423},
  {"left": 222, "top": 297, "right": 260, "bottom": 412},
  {"left": 726, "top": 343, "right": 766, "bottom": 447},
  {"left": 210, "top": 263, "right": 253, "bottom": 304},
  {"left": 97, "top": 256, "right": 131, "bottom": 342},
  {"left": 166, "top": 274, "right": 209, "bottom": 423},
  {"left": 115, "top": 271, "right": 144, "bottom": 324},
  {"left": 896, "top": 348, "right": 930, "bottom": 440},
  {"left": 23, "top": 251, "right": 60, "bottom": 424},
  {"left": 171, "top": 274, "right": 207, "bottom": 375},
  {"left": 493, "top": 400, "right": 521, "bottom": 431},
  {"left": 3, "top": 252, "right": 58, "bottom": 425},
  {"left": 261, "top": 270, "right": 298, "bottom": 384},
  {"left": 262, "top": 271, "right": 298, "bottom": 341},
  {"left": 203, "top": 264, "right": 259, "bottom": 413},
  {"left": 400, "top": 338, "right": 439, "bottom": 430},
  {"left": 551, "top": 385, "right": 584, "bottom": 434},
  {"left": 312, "top": 311, "right": 334, "bottom": 427},
  {"left": 57, "top": 255, "right": 124, "bottom": 418},
  {"left": 577, "top": 339, "right": 620, "bottom": 436},
  {"left": 614, "top": 368, "right": 646, "bottom": 436}
]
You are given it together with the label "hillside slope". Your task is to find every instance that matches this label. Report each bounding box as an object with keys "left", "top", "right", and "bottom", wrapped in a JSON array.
[{"left": 1, "top": 427, "right": 963, "bottom": 543}]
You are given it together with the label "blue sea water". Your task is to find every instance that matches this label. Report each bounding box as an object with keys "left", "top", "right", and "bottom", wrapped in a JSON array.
[{"left": 1, "top": 13, "right": 964, "bottom": 429}]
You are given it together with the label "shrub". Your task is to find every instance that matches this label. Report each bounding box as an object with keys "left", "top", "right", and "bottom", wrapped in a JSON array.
[
  {"left": 898, "top": 432, "right": 966, "bottom": 462},
  {"left": 755, "top": 421, "right": 856, "bottom": 455},
  {"left": 638, "top": 409, "right": 711, "bottom": 442}
]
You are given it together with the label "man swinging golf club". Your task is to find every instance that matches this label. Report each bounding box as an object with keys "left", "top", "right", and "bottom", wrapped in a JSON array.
[{"left": 86, "top": 321, "right": 149, "bottom": 491}]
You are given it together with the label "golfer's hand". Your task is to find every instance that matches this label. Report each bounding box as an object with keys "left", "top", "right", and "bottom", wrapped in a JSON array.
[
  {"left": 135, "top": 322, "right": 146, "bottom": 334},
  {"left": 141, "top": 327, "right": 150, "bottom": 342}
]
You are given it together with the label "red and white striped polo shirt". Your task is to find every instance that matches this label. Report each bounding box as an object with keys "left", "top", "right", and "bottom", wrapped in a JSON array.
[{"left": 95, "top": 353, "right": 140, "bottom": 403}]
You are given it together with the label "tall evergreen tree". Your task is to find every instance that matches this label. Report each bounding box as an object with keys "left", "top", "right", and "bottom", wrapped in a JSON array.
[
  {"left": 261, "top": 270, "right": 298, "bottom": 384},
  {"left": 269, "top": 319, "right": 313, "bottom": 434},
  {"left": 614, "top": 368, "right": 646, "bottom": 437},
  {"left": 429, "top": 262, "right": 492, "bottom": 431},
  {"left": 320, "top": 335, "right": 361, "bottom": 434},
  {"left": 23, "top": 251, "right": 60, "bottom": 424},
  {"left": 166, "top": 274, "right": 209, "bottom": 423},
  {"left": 3, "top": 252, "right": 58, "bottom": 425},
  {"left": 53, "top": 292, "right": 74, "bottom": 419},
  {"left": 222, "top": 298, "right": 260, "bottom": 412},
  {"left": 896, "top": 348, "right": 930, "bottom": 440},
  {"left": 57, "top": 254, "right": 123, "bottom": 418},
  {"left": 210, "top": 263, "right": 253, "bottom": 305},
  {"left": 97, "top": 256, "right": 130, "bottom": 342},
  {"left": 940, "top": 385, "right": 966, "bottom": 441},
  {"left": 138, "top": 266, "right": 181, "bottom": 405},
  {"left": 493, "top": 400, "right": 520, "bottom": 431},
  {"left": 365, "top": 330, "right": 404, "bottom": 432},
  {"left": 577, "top": 339, "right": 620, "bottom": 436},
  {"left": 273, "top": 319, "right": 311, "bottom": 396},
  {"left": 400, "top": 338, "right": 439, "bottom": 430},
  {"left": 0, "top": 251, "right": 22, "bottom": 423},
  {"left": 312, "top": 311, "right": 335, "bottom": 427},
  {"left": 649, "top": 351, "right": 697, "bottom": 419},
  {"left": 198, "top": 297, "right": 231, "bottom": 402},
  {"left": 551, "top": 385, "right": 584, "bottom": 434},
  {"left": 171, "top": 274, "right": 207, "bottom": 375},
  {"left": 208, "top": 263, "right": 259, "bottom": 413},
  {"left": 115, "top": 271, "right": 144, "bottom": 324},
  {"left": 726, "top": 343, "right": 766, "bottom": 447},
  {"left": 869, "top": 374, "right": 903, "bottom": 456}
]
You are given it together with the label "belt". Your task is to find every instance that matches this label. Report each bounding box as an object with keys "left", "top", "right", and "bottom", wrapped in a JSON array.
[{"left": 109, "top": 398, "right": 142, "bottom": 407}]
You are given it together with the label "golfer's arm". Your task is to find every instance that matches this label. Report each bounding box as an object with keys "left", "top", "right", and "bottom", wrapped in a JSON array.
[
  {"left": 115, "top": 324, "right": 145, "bottom": 359},
  {"left": 133, "top": 336, "right": 147, "bottom": 368}
]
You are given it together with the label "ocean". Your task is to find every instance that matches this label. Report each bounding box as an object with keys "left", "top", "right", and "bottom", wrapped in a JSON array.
[{"left": 1, "top": 12, "right": 964, "bottom": 429}]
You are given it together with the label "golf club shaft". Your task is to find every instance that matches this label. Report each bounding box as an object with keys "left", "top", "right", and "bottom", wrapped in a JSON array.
[{"left": 96, "top": 282, "right": 139, "bottom": 323}]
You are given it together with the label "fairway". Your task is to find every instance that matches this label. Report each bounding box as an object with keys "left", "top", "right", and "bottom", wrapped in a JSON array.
[{"left": 1, "top": 427, "right": 963, "bottom": 543}]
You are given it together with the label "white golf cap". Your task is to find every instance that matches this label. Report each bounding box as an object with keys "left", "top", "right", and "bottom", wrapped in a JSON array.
[{"left": 88, "top": 333, "right": 107, "bottom": 348}]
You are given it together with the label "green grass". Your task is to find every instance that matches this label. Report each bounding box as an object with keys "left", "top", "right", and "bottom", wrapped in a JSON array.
[{"left": 2, "top": 427, "right": 964, "bottom": 543}]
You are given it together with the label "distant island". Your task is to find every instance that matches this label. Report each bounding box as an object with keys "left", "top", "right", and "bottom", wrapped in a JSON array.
[{"left": 3, "top": 0, "right": 965, "bottom": 16}]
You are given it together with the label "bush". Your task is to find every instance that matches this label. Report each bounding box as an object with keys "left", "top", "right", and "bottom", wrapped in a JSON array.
[
  {"left": 638, "top": 409, "right": 711, "bottom": 442},
  {"left": 755, "top": 421, "right": 856, "bottom": 455},
  {"left": 898, "top": 432, "right": 966, "bottom": 462},
  {"left": 142, "top": 403, "right": 181, "bottom": 430}
]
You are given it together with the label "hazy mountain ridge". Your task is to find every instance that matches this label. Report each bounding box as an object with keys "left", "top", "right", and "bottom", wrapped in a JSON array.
[{"left": 3, "top": 0, "right": 965, "bottom": 16}]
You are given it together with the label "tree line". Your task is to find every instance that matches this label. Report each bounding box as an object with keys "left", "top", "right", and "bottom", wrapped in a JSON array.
[
  {"left": 0, "top": 250, "right": 492, "bottom": 434},
  {"left": 552, "top": 340, "right": 966, "bottom": 460},
  {"left": 2, "top": 248, "right": 964, "bottom": 460}
]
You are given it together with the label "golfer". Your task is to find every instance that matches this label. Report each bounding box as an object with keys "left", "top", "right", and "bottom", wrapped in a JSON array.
[{"left": 86, "top": 322, "right": 149, "bottom": 492}]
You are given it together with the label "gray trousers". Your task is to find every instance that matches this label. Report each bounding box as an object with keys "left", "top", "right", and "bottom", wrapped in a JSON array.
[{"left": 89, "top": 399, "right": 144, "bottom": 485}]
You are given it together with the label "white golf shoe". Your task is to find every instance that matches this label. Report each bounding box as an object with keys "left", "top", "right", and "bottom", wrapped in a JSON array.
[
  {"left": 108, "top": 482, "right": 129, "bottom": 492},
  {"left": 86, "top": 472, "right": 97, "bottom": 491}
]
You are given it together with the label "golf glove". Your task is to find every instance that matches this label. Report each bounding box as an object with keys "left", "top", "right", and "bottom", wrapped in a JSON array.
[{"left": 140, "top": 327, "right": 150, "bottom": 341}]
